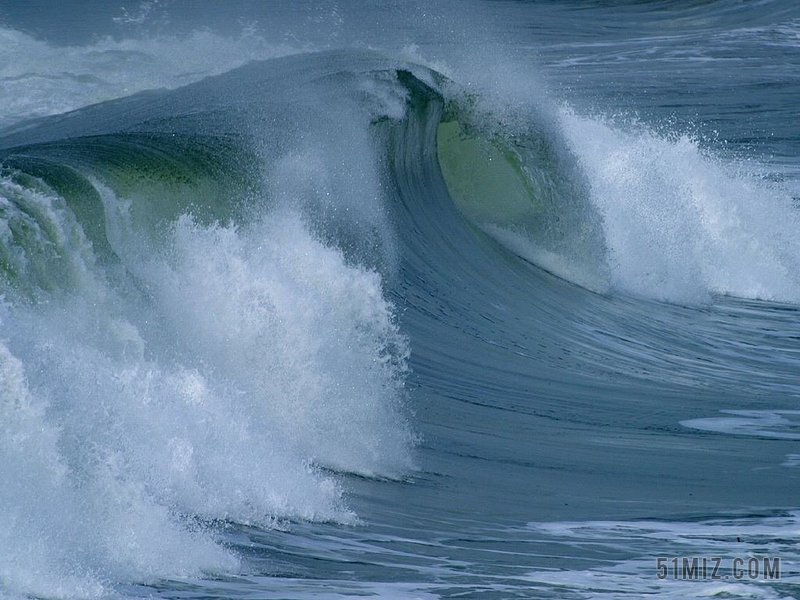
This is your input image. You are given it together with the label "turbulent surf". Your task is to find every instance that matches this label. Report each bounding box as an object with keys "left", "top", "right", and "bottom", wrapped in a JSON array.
[{"left": 1, "top": 2, "right": 799, "bottom": 599}]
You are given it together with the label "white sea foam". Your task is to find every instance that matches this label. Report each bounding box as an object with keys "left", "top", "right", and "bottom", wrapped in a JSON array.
[
  {"left": 428, "top": 45, "right": 800, "bottom": 304},
  {"left": 682, "top": 410, "right": 800, "bottom": 440},
  {"left": 526, "top": 514, "right": 800, "bottom": 599},
  {"left": 0, "top": 169, "right": 413, "bottom": 597},
  {"left": 559, "top": 108, "right": 800, "bottom": 303}
]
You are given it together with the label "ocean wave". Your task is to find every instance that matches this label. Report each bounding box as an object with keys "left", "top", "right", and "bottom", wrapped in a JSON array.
[{"left": 0, "top": 37, "right": 798, "bottom": 599}]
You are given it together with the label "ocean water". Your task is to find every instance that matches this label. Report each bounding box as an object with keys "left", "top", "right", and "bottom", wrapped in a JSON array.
[{"left": 1, "top": 1, "right": 799, "bottom": 598}]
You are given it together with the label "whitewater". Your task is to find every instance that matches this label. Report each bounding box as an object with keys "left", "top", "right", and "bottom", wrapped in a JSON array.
[{"left": 1, "top": 1, "right": 799, "bottom": 599}]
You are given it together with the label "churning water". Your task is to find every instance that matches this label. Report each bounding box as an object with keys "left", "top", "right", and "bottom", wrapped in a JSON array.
[{"left": 1, "top": 1, "right": 799, "bottom": 598}]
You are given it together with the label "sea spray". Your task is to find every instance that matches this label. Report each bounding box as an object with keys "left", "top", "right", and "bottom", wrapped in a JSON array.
[{"left": 0, "top": 168, "right": 413, "bottom": 597}]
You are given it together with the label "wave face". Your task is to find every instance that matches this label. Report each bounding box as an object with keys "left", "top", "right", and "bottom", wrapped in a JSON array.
[{"left": 1, "top": 2, "right": 800, "bottom": 599}]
